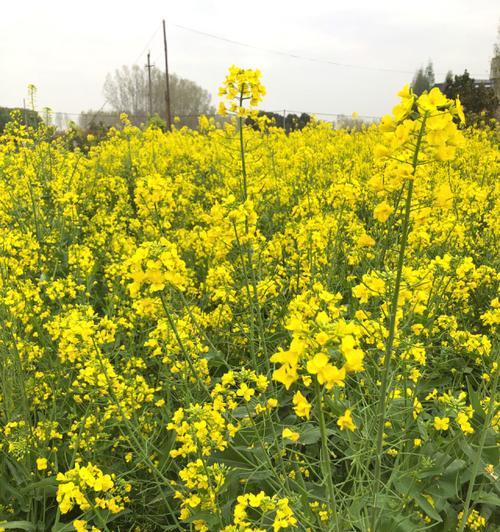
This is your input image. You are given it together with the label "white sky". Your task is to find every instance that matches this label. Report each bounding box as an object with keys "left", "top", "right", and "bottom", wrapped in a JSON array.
[{"left": 1, "top": 0, "right": 498, "bottom": 118}]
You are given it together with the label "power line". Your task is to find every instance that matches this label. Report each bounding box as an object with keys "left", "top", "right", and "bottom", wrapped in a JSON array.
[
  {"left": 48, "top": 19, "right": 487, "bottom": 122},
  {"left": 132, "top": 24, "right": 162, "bottom": 65},
  {"left": 44, "top": 21, "right": 487, "bottom": 123},
  {"left": 171, "top": 22, "right": 479, "bottom": 78},
  {"left": 79, "top": 24, "right": 164, "bottom": 127}
]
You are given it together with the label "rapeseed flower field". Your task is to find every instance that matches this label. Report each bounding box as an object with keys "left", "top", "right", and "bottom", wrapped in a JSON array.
[{"left": 0, "top": 67, "right": 498, "bottom": 531}]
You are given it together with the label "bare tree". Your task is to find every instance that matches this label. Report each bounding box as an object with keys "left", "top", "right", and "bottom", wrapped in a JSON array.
[{"left": 103, "top": 65, "right": 214, "bottom": 123}]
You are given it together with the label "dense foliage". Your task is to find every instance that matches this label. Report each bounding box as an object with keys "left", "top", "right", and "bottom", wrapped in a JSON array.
[
  {"left": 0, "top": 68, "right": 498, "bottom": 532},
  {"left": 0, "top": 107, "right": 41, "bottom": 133},
  {"left": 442, "top": 71, "right": 499, "bottom": 122},
  {"left": 245, "top": 111, "right": 312, "bottom": 133}
]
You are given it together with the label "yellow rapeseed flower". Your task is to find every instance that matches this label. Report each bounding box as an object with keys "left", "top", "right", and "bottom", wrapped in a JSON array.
[
  {"left": 433, "top": 417, "right": 450, "bottom": 431},
  {"left": 337, "top": 409, "right": 356, "bottom": 432},
  {"left": 373, "top": 202, "right": 394, "bottom": 223},
  {"left": 292, "top": 391, "right": 311, "bottom": 419},
  {"left": 282, "top": 428, "right": 300, "bottom": 442},
  {"left": 36, "top": 457, "right": 48, "bottom": 471}
]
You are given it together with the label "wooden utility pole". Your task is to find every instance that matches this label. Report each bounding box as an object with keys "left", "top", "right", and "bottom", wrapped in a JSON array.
[
  {"left": 23, "top": 98, "right": 28, "bottom": 126},
  {"left": 162, "top": 19, "right": 172, "bottom": 129},
  {"left": 145, "top": 52, "right": 154, "bottom": 116}
]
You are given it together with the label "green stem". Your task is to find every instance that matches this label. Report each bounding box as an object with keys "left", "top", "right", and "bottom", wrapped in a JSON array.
[
  {"left": 90, "top": 342, "right": 181, "bottom": 527},
  {"left": 231, "top": 221, "right": 258, "bottom": 371},
  {"left": 457, "top": 364, "right": 499, "bottom": 532},
  {"left": 239, "top": 93, "right": 247, "bottom": 201},
  {"left": 371, "top": 113, "right": 427, "bottom": 531},
  {"left": 159, "top": 292, "right": 211, "bottom": 398},
  {"left": 243, "top": 403, "right": 286, "bottom": 488},
  {"left": 315, "top": 380, "right": 339, "bottom": 530}
]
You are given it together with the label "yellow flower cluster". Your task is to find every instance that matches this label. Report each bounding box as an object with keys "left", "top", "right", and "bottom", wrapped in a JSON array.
[
  {"left": 56, "top": 462, "right": 130, "bottom": 514},
  {"left": 222, "top": 491, "right": 297, "bottom": 531},
  {"left": 167, "top": 402, "right": 236, "bottom": 458},
  {"left": 271, "top": 283, "right": 365, "bottom": 390},
  {"left": 126, "top": 238, "right": 190, "bottom": 296},
  {"left": 457, "top": 509, "right": 486, "bottom": 531},
  {"left": 218, "top": 65, "right": 266, "bottom": 117},
  {"left": 376, "top": 84, "right": 465, "bottom": 165},
  {"left": 175, "top": 460, "right": 227, "bottom": 529}
]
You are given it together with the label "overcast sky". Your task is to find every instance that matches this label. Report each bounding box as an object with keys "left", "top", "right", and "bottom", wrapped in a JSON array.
[{"left": 1, "top": 0, "right": 498, "bottom": 118}]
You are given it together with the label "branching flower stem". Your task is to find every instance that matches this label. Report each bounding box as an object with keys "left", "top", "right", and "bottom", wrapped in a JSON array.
[{"left": 371, "top": 113, "right": 428, "bottom": 530}]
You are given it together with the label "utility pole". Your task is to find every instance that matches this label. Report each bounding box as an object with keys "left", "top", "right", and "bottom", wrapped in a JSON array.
[
  {"left": 23, "top": 98, "right": 28, "bottom": 127},
  {"left": 145, "top": 52, "right": 154, "bottom": 116},
  {"left": 162, "top": 19, "right": 172, "bottom": 129},
  {"left": 283, "top": 109, "right": 286, "bottom": 132}
]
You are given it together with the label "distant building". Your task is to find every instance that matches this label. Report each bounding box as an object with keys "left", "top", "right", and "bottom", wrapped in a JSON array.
[
  {"left": 434, "top": 78, "right": 494, "bottom": 93},
  {"left": 434, "top": 58, "right": 500, "bottom": 118},
  {"left": 490, "top": 55, "right": 500, "bottom": 102}
]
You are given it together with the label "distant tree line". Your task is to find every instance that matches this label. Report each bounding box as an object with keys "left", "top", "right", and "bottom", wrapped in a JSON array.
[
  {"left": 411, "top": 61, "right": 435, "bottom": 95},
  {"left": 441, "top": 70, "right": 498, "bottom": 122},
  {"left": 245, "top": 111, "right": 311, "bottom": 132},
  {"left": 0, "top": 107, "right": 42, "bottom": 133},
  {"left": 411, "top": 60, "right": 498, "bottom": 122}
]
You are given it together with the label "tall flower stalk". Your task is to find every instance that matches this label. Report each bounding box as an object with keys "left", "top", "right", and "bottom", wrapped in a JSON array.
[
  {"left": 369, "top": 85, "right": 465, "bottom": 530},
  {"left": 371, "top": 113, "right": 427, "bottom": 530},
  {"left": 218, "top": 65, "right": 266, "bottom": 202}
]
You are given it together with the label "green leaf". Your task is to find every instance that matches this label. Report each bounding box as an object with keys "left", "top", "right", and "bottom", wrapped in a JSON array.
[
  {"left": 230, "top": 406, "right": 250, "bottom": 419},
  {"left": 394, "top": 475, "right": 442, "bottom": 522},
  {"left": 0, "top": 478, "right": 25, "bottom": 502},
  {"left": 471, "top": 491, "right": 500, "bottom": 506},
  {"left": 0, "top": 522, "right": 37, "bottom": 531},
  {"left": 203, "top": 349, "right": 226, "bottom": 368},
  {"left": 184, "top": 510, "right": 219, "bottom": 527},
  {"left": 426, "top": 458, "right": 467, "bottom": 500},
  {"left": 22, "top": 477, "right": 58, "bottom": 498},
  {"left": 412, "top": 494, "right": 442, "bottom": 523},
  {"left": 299, "top": 425, "right": 335, "bottom": 445},
  {"left": 378, "top": 513, "right": 422, "bottom": 532},
  {"left": 443, "top": 458, "right": 466, "bottom": 477},
  {"left": 238, "top": 470, "right": 272, "bottom": 481}
]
